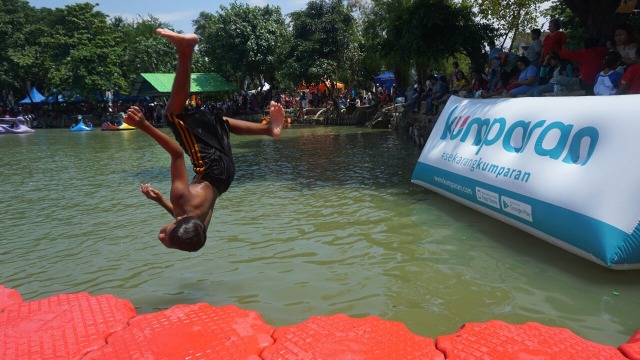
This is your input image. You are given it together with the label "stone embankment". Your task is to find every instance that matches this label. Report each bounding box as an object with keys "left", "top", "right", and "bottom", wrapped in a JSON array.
[{"left": 295, "top": 102, "right": 437, "bottom": 148}]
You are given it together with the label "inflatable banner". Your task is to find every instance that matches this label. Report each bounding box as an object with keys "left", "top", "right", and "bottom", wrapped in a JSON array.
[{"left": 412, "top": 95, "right": 640, "bottom": 269}]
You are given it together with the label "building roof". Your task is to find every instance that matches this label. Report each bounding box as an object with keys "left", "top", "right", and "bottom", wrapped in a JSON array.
[{"left": 130, "top": 73, "right": 236, "bottom": 96}]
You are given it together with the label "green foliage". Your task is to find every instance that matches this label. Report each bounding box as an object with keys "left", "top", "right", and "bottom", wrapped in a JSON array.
[
  {"left": 362, "top": 0, "right": 495, "bottom": 90},
  {"left": 465, "top": 0, "right": 547, "bottom": 51},
  {"left": 111, "top": 15, "right": 177, "bottom": 86},
  {"left": 283, "top": 0, "right": 359, "bottom": 95},
  {"left": 2, "top": 0, "right": 636, "bottom": 105},
  {"left": 544, "top": 0, "right": 638, "bottom": 47},
  {"left": 0, "top": 0, "right": 36, "bottom": 89},
  {"left": 1, "top": 1, "right": 195, "bottom": 103},
  {"left": 194, "top": 1, "right": 289, "bottom": 89},
  {"left": 38, "top": 4, "right": 126, "bottom": 101}
]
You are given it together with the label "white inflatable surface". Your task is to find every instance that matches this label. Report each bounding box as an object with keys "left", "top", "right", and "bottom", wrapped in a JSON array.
[{"left": 412, "top": 95, "right": 640, "bottom": 269}]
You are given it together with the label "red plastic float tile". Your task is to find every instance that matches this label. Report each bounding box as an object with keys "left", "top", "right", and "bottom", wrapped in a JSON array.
[
  {"left": 0, "top": 285, "right": 22, "bottom": 311},
  {"left": 436, "top": 320, "right": 627, "bottom": 360},
  {"left": 261, "top": 313, "right": 444, "bottom": 360},
  {"left": 619, "top": 330, "right": 640, "bottom": 360},
  {"left": 0, "top": 292, "right": 136, "bottom": 360},
  {"left": 84, "top": 303, "right": 274, "bottom": 359}
]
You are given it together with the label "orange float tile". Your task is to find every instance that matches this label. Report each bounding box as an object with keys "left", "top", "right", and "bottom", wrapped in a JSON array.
[
  {"left": 261, "top": 314, "right": 444, "bottom": 360},
  {"left": 619, "top": 330, "right": 640, "bottom": 360},
  {"left": 0, "top": 292, "right": 136, "bottom": 360},
  {"left": 436, "top": 320, "right": 627, "bottom": 360},
  {"left": 84, "top": 303, "right": 274, "bottom": 359},
  {"left": 0, "top": 285, "right": 22, "bottom": 311}
]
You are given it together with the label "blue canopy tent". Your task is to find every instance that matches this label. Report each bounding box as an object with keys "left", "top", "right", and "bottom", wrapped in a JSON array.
[
  {"left": 374, "top": 71, "right": 396, "bottom": 92},
  {"left": 18, "top": 88, "right": 46, "bottom": 104},
  {"left": 40, "top": 93, "right": 77, "bottom": 104}
]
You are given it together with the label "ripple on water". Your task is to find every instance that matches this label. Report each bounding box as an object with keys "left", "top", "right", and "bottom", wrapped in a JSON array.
[{"left": 1, "top": 128, "right": 639, "bottom": 346}]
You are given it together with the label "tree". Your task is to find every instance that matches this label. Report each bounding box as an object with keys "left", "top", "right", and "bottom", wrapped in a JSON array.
[
  {"left": 111, "top": 15, "right": 178, "bottom": 86},
  {"left": 194, "top": 1, "right": 289, "bottom": 90},
  {"left": 284, "top": 0, "right": 359, "bottom": 103},
  {"left": 0, "top": 0, "right": 38, "bottom": 93},
  {"left": 363, "top": 0, "right": 495, "bottom": 90},
  {"left": 554, "top": 0, "right": 633, "bottom": 39},
  {"left": 37, "top": 3, "right": 127, "bottom": 102},
  {"left": 465, "top": 0, "right": 547, "bottom": 51}
]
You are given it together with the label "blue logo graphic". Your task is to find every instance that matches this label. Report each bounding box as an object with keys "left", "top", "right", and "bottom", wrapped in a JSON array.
[{"left": 439, "top": 105, "right": 599, "bottom": 166}]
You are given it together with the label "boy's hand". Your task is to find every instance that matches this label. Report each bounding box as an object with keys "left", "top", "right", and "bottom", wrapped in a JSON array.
[
  {"left": 140, "top": 183, "right": 163, "bottom": 202},
  {"left": 124, "top": 106, "right": 148, "bottom": 128}
]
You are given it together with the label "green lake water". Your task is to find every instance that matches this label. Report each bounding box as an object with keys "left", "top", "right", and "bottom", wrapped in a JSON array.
[{"left": 0, "top": 126, "right": 638, "bottom": 346}]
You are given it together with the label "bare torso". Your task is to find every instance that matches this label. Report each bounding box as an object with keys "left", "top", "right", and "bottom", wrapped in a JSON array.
[{"left": 171, "top": 179, "right": 218, "bottom": 227}]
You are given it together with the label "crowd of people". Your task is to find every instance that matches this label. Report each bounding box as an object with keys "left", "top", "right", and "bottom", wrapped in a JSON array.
[
  {"left": 4, "top": 19, "right": 640, "bottom": 125},
  {"left": 402, "top": 19, "right": 640, "bottom": 116},
  {"left": 471, "top": 19, "right": 640, "bottom": 97}
]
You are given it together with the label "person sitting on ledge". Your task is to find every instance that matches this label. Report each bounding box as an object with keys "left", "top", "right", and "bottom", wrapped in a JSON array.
[
  {"left": 616, "top": 46, "right": 640, "bottom": 95},
  {"left": 505, "top": 56, "right": 538, "bottom": 97},
  {"left": 593, "top": 50, "right": 623, "bottom": 96}
]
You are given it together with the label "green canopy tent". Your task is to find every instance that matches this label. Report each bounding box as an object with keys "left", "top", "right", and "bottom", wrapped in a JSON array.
[{"left": 130, "top": 73, "right": 236, "bottom": 96}]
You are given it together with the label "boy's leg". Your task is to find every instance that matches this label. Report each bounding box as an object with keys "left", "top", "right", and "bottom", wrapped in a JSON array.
[
  {"left": 227, "top": 101, "right": 285, "bottom": 138},
  {"left": 156, "top": 29, "right": 198, "bottom": 114}
]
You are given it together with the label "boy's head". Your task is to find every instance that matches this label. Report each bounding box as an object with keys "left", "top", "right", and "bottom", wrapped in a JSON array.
[
  {"left": 604, "top": 51, "right": 622, "bottom": 70},
  {"left": 158, "top": 216, "right": 207, "bottom": 252}
]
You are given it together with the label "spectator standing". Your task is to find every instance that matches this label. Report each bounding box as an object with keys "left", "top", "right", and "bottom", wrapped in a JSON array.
[
  {"left": 487, "top": 40, "right": 503, "bottom": 92},
  {"left": 540, "top": 18, "right": 567, "bottom": 66},
  {"left": 299, "top": 91, "right": 307, "bottom": 109},
  {"left": 526, "top": 29, "right": 543, "bottom": 68}
]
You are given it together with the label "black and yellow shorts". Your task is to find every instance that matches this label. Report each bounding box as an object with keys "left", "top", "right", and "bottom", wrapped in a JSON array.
[{"left": 165, "top": 109, "right": 235, "bottom": 195}]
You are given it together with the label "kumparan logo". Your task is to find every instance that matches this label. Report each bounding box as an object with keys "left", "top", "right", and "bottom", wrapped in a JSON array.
[{"left": 439, "top": 105, "right": 599, "bottom": 166}]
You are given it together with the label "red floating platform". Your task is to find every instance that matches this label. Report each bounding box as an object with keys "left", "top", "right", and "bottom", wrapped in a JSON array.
[
  {"left": 0, "top": 285, "right": 636, "bottom": 359},
  {"left": 0, "top": 292, "right": 136, "bottom": 360},
  {"left": 0, "top": 285, "right": 22, "bottom": 311},
  {"left": 261, "top": 313, "right": 443, "bottom": 359},
  {"left": 84, "top": 303, "right": 274, "bottom": 359},
  {"left": 620, "top": 330, "right": 640, "bottom": 360},
  {"left": 436, "top": 320, "right": 628, "bottom": 359}
]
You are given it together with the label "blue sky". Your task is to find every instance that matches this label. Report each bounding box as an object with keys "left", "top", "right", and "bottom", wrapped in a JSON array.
[{"left": 27, "top": 1, "right": 309, "bottom": 33}]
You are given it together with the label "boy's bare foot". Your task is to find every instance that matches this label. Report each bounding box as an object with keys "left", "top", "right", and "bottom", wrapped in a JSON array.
[
  {"left": 268, "top": 101, "right": 285, "bottom": 138},
  {"left": 156, "top": 28, "right": 198, "bottom": 50}
]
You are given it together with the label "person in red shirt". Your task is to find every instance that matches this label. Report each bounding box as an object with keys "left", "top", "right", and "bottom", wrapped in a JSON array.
[
  {"left": 617, "top": 46, "right": 640, "bottom": 94},
  {"left": 559, "top": 37, "right": 609, "bottom": 95},
  {"left": 540, "top": 18, "right": 568, "bottom": 66}
]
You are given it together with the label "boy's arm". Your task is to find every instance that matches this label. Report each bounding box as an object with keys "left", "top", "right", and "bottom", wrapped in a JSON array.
[
  {"left": 124, "top": 107, "right": 191, "bottom": 210},
  {"left": 140, "top": 183, "right": 174, "bottom": 216}
]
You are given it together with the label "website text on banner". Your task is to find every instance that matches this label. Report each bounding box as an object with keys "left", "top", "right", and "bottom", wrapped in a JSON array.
[{"left": 411, "top": 95, "right": 640, "bottom": 270}]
